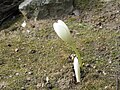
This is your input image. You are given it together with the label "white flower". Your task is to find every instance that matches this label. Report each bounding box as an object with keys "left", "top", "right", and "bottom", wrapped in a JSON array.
[
  {"left": 53, "top": 20, "right": 72, "bottom": 43},
  {"left": 73, "top": 57, "right": 80, "bottom": 82},
  {"left": 21, "top": 20, "right": 26, "bottom": 28}
]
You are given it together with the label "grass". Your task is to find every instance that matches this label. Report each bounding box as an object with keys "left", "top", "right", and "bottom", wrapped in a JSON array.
[{"left": 0, "top": 0, "right": 120, "bottom": 88}]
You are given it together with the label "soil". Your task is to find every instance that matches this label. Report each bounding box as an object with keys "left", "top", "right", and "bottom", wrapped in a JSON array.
[{"left": 0, "top": 0, "right": 120, "bottom": 90}]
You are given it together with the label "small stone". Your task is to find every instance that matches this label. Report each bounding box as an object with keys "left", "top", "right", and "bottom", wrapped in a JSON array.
[
  {"left": 29, "top": 50, "right": 36, "bottom": 54},
  {"left": 18, "top": 58, "right": 21, "bottom": 61},
  {"left": 76, "top": 32, "right": 80, "bottom": 35},
  {"left": 15, "top": 48, "right": 19, "bottom": 52},
  {"left": 92, "top": 65, "right": 97, "bottom": 69},
  {"left": 26, "top": 77, "right": 31, "bottom": 81},
  {"left": 82, "top": 63, "right": 85, "bottom": 66},
  {"left": 108, "top": 60, "right": 112, "bottom": 64},
  {"left": 7, "top": 44, "right": 12, "bottom": 47},
  {"left": 21, "top": 87, "right": 26, "bottom": 90},
  {"left": 32, "top": 25, "right": 35, "bottom": 28},
  {"left": 28, "top": 71, "right": 33, "bottom": 75},
  {"left": 115, "top": 55, "right": 119, "bottom": 59},
  {"left": 98, "top": 37, "right": 101, "bottom": 39},
  {"left": 104, "top": 86, "right": 108, "bottom": 89},
  {"left": 85, "top": 64, "right": 91, "bottom": 68},
  {"left": 99, "top": 26, "right": 103, "bottom": 29},
  {"left": 36, "top": 83, "right": 41, "bottom": 88},
  {"left": 103, "top": 71, "right": 107, "bottom": 75},
  {"left": 26, "top": 30, "right": 30, "bottom": 33},
  {"left": 96, "top": 70, "right": 102, "bottom": 74},
  {"left": 21, "top": 21, "right": 26, "bottom": 28},
  {"left": 116, "top": 10, "right": 119, "bottom": 13},
  {"left": 23, "top": 64, "right": 27, "bottom": 67},
  {"left": 9, "top": 75, "right": 12, "bottom": 78},
  {"left": 15, "top": 73, "right": 19, "bottom": 76},
  {"left": 111, "top": 46, "right": 114, "bottom": 49}
]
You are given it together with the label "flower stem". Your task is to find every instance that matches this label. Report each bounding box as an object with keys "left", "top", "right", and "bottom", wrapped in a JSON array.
[{"left": 71, "top": 44, "right": 83, "bottom": 69}]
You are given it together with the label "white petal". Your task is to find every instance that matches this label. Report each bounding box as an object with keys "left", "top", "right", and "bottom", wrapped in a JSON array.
[
  {"left": 57, "top": 20, "right": 71, "bottom": 36},
  {"left": 58, "top": 20, "right": 69, "bottom": 31},
  {"left": 73, "top": 57, "right": 80, "bottom": 82},
  {"left": 53, "top": 22, "right": 72, "bottom": 43}
]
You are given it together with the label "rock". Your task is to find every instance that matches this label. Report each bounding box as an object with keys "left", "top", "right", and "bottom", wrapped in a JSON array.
[
  {"left": 28, "top": 49, "right": 36, "bottom": 54},
  {"left": 28, "top": 71, "right": 33, "bottom": 75},
  {"left": 0, "top": 0, "right": 23, "bottom": 25},
  {"left": 36, "top": 83, "right": 41, "bottom": 88},
  {"left": 15, "top": 72, "right": 19, "bottom": 76},
  {"left": 7, "top": 44, "right": 12, "bottom": 47},
  {"left": 19, "top": 0, "right": 73, "bottom": 19},
  {"left": 72, "top": 9, "right": 80, "bottom": 16},
  {"left": 21, "top": 20, "right": 26, "bottom": 28},
  {"left": 26, "top": 77, "right": 31, "bottom": 81},
  {"left": 21, "top": 87, "right": 26, "bottom": 90},
  {"left": 15, "top": 48, "right": 19, "bottom": 52},
  {"left": 85, "top": 64, "right": 92, "bottom": 68}
]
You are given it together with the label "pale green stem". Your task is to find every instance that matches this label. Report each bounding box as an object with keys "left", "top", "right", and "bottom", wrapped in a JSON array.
[{"left": 71, "top": 44, "right": 83, "bottom": 69}]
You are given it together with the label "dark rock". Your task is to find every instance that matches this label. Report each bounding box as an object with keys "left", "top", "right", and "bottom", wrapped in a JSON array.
[
  {"left": 19, "top": 0, "right": 73, "bottom": 19},
  {"left": 96, "top": 70, "right": 103, "bottom": 74},
  {"left": 7, "top": 44, "right": 12, "bottom": 47},
  {"left": 0, "top": 0, "right": 23, "bottom": 25}
]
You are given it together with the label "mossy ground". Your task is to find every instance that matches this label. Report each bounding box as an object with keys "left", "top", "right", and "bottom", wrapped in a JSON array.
[{"left": 0, "top": 0, "right": 120, "bottom": 90}]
